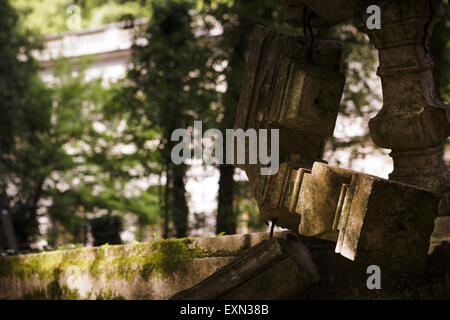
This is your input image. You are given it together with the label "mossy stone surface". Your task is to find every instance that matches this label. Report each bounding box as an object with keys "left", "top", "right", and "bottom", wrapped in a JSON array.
[{"left": 0, "top": 236, "right": 239, "bottom": 300}]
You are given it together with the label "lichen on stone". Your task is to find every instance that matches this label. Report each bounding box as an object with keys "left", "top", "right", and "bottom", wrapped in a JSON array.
[
  {"left": 140, "top": 238, "right": 210, "bottom": 280},
  {"left": 0, "top": 237, "right": 224, "bottom": 299}
]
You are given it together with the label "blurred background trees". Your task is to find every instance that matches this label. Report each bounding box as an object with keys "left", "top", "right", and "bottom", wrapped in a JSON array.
[
  {"left": 119, "top": 1, "right": 218, "bottom": 238},
  {"left": 1, "top": 0, "right": 58, "bottom": 249},
  {"left": 0, "top": 0, "right": 448, "bottom": 251},
  {"left": 210, "top": 0, "right": 284, "bottom": 235}
]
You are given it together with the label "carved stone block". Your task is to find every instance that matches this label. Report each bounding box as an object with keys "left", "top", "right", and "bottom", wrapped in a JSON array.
[
  {"left": 335, "top": 170, "right": 440, "bottom": 272},
  {"left": 252, "top": 161, "right": 441, "bottom": 272},
  {"left": 169, "top": 237, "right": 320, "bottom": 300},
  {"left": 253, "top": 162, "right": 307, "bottom": 230},
  {"left": 297, "top": 163, "right": 354, "bottom": 239},
  {"left": 234, "top": 25, "right": 345, "bottom": 228},
  {"left": 235, "top": 24, "right": 344, "bottom": 170},
  {"left": 293, "top": 162, "right": 441, "bottom": 272}
]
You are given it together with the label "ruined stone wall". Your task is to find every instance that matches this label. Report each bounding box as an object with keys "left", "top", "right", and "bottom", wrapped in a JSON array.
[
  {"left": 0, "top": 232, "right": 286, "bottom": 300},
  {"left": 0, "top": 223, "right": 448, "bottom": 300}
]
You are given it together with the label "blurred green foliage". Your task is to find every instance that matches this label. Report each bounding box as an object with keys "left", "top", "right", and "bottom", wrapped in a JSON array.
[
  {"left": 121, "top": 1, "right": 219, "bottom": 238},
  {"left": 13, "top": 0, "right": 153, "bottom": 34}
]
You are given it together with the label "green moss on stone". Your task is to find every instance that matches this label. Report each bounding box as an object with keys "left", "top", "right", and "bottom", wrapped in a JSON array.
[
  {"left": 0, "top": 237, "right": 231, "bottom": 299},
  {"left": 0, "top": 251, "right": 62, "bottom": 280},
  {"left": 21, "top": 269, "right": 80, "bottom": 300},
  {"left": 95, "top": 288, "right": 125, "bottom": 300},
  {"left": 140, "top": 238, "right": 210, "bottom": 280}
]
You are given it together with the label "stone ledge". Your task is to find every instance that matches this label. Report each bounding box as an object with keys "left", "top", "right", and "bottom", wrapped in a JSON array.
[
  {"left": 429, "top": 216, "right": 450, "bottom": 254},
  {"left": 0, "top": 223, "right": 448, "bottom": 300},
  {"left": 191, "top": 231, "right": 290, "bottom": 252},
  {"left": 0, "top": 232, "right": 289, "bottom": 300}
]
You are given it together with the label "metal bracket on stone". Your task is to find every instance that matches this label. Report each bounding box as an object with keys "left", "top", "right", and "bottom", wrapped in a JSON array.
[
  {"left": 279, "top": 0, "right": 355, "bottom": 28},
  {"left": 169, "top": 236, "right": 320, "bottom": 300}
]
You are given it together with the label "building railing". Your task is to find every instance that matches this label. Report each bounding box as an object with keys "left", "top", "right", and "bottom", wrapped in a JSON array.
[{"left": 34, "top": 18, "right": 149, "bottom": 62}]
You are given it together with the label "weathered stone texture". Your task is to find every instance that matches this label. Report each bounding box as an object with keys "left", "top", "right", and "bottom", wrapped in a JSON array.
[
  {"left": 170, "top": 237, "right": 320, "bottom": 300},
  {"left": 1, "top": 230, "right": 449, "bottom": 300},
  {"left": 244, "top": 160, "right": 441, "bottom": 273},
  {"left": 0, "top": 232, "right": 291, "bottom": 300},
  {"left": 235, "top": 25, "right": 344, "bottom": 165},
  {"left": 354, "top": 0, "right": 450, "bottom": 214},
  {"left": 335, "top": 170, "right": 440, "bottom": 273},
  {"left": 429, "top": 216, "right": 450, "bottom": 253},
  {"left": 172, "top": 232, "right": 450, "bottom": 300},
  {"left": 234, "top": 25, "right": 345, "bottom": 229}
]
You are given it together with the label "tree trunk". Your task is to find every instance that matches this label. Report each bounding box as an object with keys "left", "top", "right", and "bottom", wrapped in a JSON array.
[
  {"left": 216, "top": 164, "right": 235, "bottom": 235},
  {"left": 163, "top": 162, "right": 171, "bottom": 239},
  {"left": 171, "top": 164, "right": 189, "bottom": 238}
]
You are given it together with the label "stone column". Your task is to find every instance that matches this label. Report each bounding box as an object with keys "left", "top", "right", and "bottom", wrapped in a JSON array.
[{"left": 354, "top": 0, "right": 450, "bottom": 215}]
